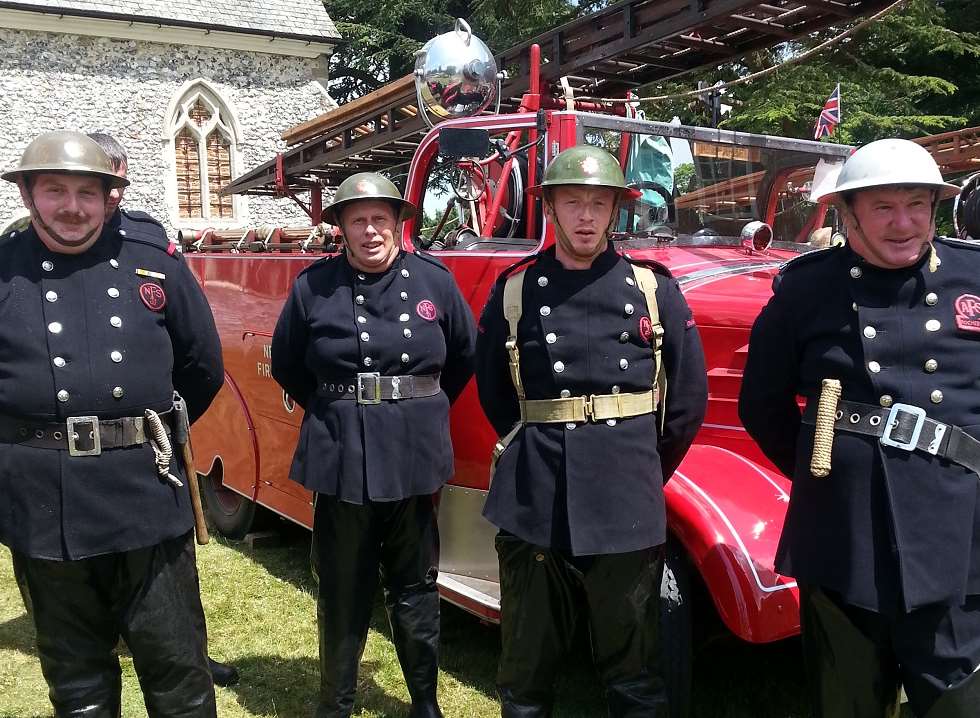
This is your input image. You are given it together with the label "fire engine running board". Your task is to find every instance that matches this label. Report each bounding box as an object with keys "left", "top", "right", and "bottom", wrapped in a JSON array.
[{"left": 438, "top": 572, "right": 501, "bottom": 620}]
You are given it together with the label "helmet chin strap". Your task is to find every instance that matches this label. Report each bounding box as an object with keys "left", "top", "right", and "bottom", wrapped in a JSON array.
[{"left": 26, "top": 193, "right": 101, "bottom": 250}]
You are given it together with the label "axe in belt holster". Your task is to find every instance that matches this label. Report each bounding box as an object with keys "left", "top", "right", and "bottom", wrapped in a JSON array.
[
  {"left": 172, "top": 394, "right": 210, "bottom": 545},
  {"left": 810, "top": 378, "right": 842, "bottom": 478}
]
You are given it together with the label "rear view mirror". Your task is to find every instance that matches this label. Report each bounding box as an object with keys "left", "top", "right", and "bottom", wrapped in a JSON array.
[{"left": 438, "top": 128, "right": 490, "bottom": 159}]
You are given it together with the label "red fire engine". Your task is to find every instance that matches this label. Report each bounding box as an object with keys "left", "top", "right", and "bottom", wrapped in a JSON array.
[{"left": 182, "top": 1, "right": 900, "bottom": 712}]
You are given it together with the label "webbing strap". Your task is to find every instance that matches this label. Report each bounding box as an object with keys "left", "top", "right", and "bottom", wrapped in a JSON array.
[
  {"left": 630, "top": 265, "right": 667, "bottom": 431},
  {"left": 502, "top": 270, "right": 527, "bottom": 401}
]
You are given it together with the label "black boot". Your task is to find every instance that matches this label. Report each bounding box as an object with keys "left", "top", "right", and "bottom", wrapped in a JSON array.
[
  {"left": 208, "top": 657, "right": 239, "bottom": 687},
  {"left": 387, "top": 588, "right": 443, "bottom": 718}
]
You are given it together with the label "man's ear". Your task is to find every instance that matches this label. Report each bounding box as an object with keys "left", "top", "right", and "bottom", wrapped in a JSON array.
[{"left": 16, "top": 178, "right": 33, "bottom": 210}]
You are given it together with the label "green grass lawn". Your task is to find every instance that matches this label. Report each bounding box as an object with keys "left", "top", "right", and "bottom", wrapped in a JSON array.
[{"left": 1, "top": 523, "right": 826, "bottom": 717}]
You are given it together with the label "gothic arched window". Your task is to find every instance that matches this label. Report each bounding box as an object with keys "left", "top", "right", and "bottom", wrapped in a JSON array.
[{"left": 165, "top": 81, "right": 241, "bottom": 223}]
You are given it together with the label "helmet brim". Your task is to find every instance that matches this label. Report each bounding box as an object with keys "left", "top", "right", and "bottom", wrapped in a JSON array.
[
  {"left": 820, "top": 180, "right": 961, "bottom": 205},
  {"left": 1, "top": 167, "right": 129, "bottom": 189},
  {"left": 321, "top": 196, "right": 417, "bottom": 227},
  {"left": 529, "top": 183, "right": 642, "bottom": 201}
]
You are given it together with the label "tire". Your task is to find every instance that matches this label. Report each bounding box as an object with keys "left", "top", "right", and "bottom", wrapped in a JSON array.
[
  {"left": 199, "top": 462, "right": 258, "bottom": 540},
  {"left": 660, "top": 540, "right": 693, "bottom": 718}
]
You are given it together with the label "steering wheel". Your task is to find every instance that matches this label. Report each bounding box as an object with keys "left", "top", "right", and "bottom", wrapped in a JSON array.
[{"left": 624, "top": 181, "right": 675, "bottom": 230}]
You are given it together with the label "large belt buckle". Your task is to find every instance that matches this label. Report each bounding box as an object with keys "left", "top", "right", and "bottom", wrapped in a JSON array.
[
  {"left": 66, "top": 416, "right": 101, "bottom": 457},
  {"left": 356, "top": 372, "right": 382, "bottom": 405},
  {"left": 880, "top": 403, "right": 926, "bottom": 452}
]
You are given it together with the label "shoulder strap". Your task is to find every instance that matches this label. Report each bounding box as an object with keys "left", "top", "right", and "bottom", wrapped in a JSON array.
[
  {"left": 630, "top": 265, "right": 666, "bottom": 430},
  {"left": 502, "top": 270, "right": 527, "bottom": 401}
]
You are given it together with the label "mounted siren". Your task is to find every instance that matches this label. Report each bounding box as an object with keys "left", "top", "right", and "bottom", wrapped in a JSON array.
[{"left": 414, "top": 19, "right": 501, "bottom": 128}]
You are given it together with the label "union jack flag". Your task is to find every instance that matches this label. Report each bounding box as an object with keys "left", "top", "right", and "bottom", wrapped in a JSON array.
[{"left": 814, "top": 83, "right": 841, "bottom": 140}]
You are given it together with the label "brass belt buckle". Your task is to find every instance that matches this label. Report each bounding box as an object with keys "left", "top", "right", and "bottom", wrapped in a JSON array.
[
  {"left": 66, "top": 416, "right": 101, "bottom": 456},
  {"left": 584, "top": 395, "right": 597, "bottom": 422},
  {"left": 356, "top": 372, "right": 382, "bottom": 405}
]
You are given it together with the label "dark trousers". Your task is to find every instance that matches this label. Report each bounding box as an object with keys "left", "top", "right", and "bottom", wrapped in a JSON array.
[
  {"left": 801, "top": 586, "right": 980, "bottom": 718},
  {"left": 496, "top": 534, "right": 668, "bottom": 718},
  {"left": 312, "top": 493, "right": 442, "bottom": 718},
  {"left": 12, "top": 531, "right": 215, "bottom": 718}
]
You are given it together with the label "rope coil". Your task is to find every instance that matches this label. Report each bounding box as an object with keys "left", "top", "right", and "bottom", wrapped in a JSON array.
[
  {"left": 144, "top": 409, "right": 183, "bottom": 487},
  {"left": 810, "top": 378, "right": 842, "bottom": 478}
]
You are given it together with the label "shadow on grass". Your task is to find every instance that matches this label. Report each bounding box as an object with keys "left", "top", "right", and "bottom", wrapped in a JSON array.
[
  {"left": 0, "top": 611, "right": 36, "bottom": 656},
  {"left": 223, "top": 653, "right": 411, "bottom": 717}
]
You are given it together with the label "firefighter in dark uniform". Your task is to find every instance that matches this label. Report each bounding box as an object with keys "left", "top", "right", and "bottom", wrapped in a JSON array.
[
  {"left": 739, "top": 138, "right": 980, "bottom": 718},
  {"left": 270, "top": 173, "right": 476, "bottom": 718},
  {"left": 475, "top": 145, "right": 708, "bottom": 717},
  {"left": 0, "top": 131, "right": 223, "bottom": 716}
]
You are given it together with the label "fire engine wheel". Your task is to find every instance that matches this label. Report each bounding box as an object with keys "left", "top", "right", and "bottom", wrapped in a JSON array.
[
  {"left": 199, "top": 463, "right": 258, "bottom": 540},
  {"left": 660, "top": 540, "right": 693, "bottom": 718}
]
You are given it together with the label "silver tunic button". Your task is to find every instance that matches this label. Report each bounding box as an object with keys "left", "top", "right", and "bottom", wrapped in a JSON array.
[
  {"left": 401, "top": 269, "right": 410, "bottom": 278},
  {"left": 619, "top": 358, "right": 629, "bottom": 370},
  {"left": 357, "top": 273, "right": 366, "bottom": 280},
  {"left": 624, "top": 303, "right": 635, "bottom": 316},
  {"left": 606, "top": 419, "right": 617, "bottom": 426},
  {"left": 107, "top": 287, "right": 119, "bottom": 298},
  {"left": 363, "top": 357, "right": 373, "bottom": 367},
  {"left": 110, "top": 350, "right": 122, "bottom": 363},
  {"left": 925, "top": 292, "right": 938, "bottom": 306},
  {"left": 931, "top": 390, "right": 944, "bottom": 404},
  {"left": 565, "top": 423, "right": 576, "bottom": 430},
  {"left": 926, "top": 319, "right": 941, "bottom": 332},
  {"left": 553, "top": 361, "right": 565, "bottom": 373},
  {"left": 560, "top": 389, "right": 571, "bottom": 398},
  {"left": 619, "top": 331, "right": 629, "bottom": 343},
  {"left": 852, "top": 302, "right": 858, "bottom": 311},
  {"left": 625, "top": 277, "right": 635, "bottom": 287},
  {"left": 45, "top": 291, "right": 58, "bottom": 302},
  {"left": 403, "top": 328, "right": 412, "bottom": 338},
  {"left": 611, "top": 385, "right": 621, "bottom": 394},
  {"left": 545, "top": 332, "right": 557, "bottom": 344},
  {"left": 540, "top": 306, "right": 551, "bottom": 317},
  {"left": 357, "top": 315, "right": 367, "bottom": 324},
  {"left": 112, "top": 386, "right": 124, "bottom": 399},
  {"left": 400, "top": 292, "right": 408, "bottom": 301},
  {"left": 924, "top": 359, "right": 938, "bottom": 373},
  {"left": 399, "top": 313, "right": 410, "bottom": 322},
  {"left": 53, "top": 356, "right": 66, "bottom": 368},
  {"left": 401, "top": 353, "right": 410, "bottom": 363},
  {"left": 868, "top": 361, "right": 881, "bottom": 373},
  {"left": 48, "top": 322, "right": 62, "bottom": 334},
  {"left": 538, "top": 276, "right": 549, "bottom": 287},
  {"left": 109, "top": 259, "right": 119, "bottom": 269},
  {"left": 355, "top": 295, "right": 365, "bottom": 305},
  {"left": 863, "top": 326, "right": 877, "bottom": 339},
  {"left": 110, "top": 316, "right": 122, "bottom": 328},
  {"left": 118, "top": 229, "right": 126, "bottom": 236},
  {"left": 360, "top": 332, "right": 370, "bottom": 342},
  {"left": 880, "top": 395, "right": 894, "bottom": 408},
  {"left": 850, "top": 266, "right": 862, "bottom": 279},
  {"left": 57, "top": 389, "right": 69, "bottom": 402},
  {"left": 42, "top": 260, "right": 53, "bottom": 272}
]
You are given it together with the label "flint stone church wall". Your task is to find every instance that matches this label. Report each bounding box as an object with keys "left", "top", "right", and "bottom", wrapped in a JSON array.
[{"left": 0, "top": 26, "right": 333, "bottom": 236}]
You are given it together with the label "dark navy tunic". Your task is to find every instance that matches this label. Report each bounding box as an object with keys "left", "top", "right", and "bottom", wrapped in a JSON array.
[
  {"left": 476, "top": 244, "right": 708, "bottom": 555},
  {"left": 271, "top": 250, "right": 476, "bottom": 503},
  {"left": 739, "top": 238, "right": 980, "bottom": 612},
  {"left": 0, "top": 211, "right": 223, "bottom": 561}
]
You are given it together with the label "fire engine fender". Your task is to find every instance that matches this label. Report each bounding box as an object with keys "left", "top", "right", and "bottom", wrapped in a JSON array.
[
  {"left": 191, "top": 370, "right": 261, "bottom": 539},
  {"left": 665, "top": 443, "right": 799, "bottom": 645}
]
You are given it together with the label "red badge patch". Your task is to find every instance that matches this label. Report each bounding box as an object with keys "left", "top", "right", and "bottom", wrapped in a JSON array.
[
  {"left": 954, "top": 293, "right": 980, "bottom": 332},
  {"left": 416, "top": 299, "right": 437, "bottom": 321},
  {"left": 638, "top": 316, "right": 653, "bottom": 344},
  {"left": 139, "top": 282, "right": 166, "bottom": 311}
]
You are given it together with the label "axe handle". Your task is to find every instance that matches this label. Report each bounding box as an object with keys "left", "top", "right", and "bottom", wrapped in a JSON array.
[{"left": 181, "top": 440, "right": 210, "bottom": 545}]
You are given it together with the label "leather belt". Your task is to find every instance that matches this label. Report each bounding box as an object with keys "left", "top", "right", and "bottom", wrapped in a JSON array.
[
  {"left": 520, "top": 389, "right": 658, "bottom": 424},
  {"left": 317, "top": 372, "right": 441, "bottom": 404},
  {"left": 802, "top": 399, "right": 980, "bottom": 476},
  {"left": 0, "top": 412, "right": 171, "bottom": 457}
]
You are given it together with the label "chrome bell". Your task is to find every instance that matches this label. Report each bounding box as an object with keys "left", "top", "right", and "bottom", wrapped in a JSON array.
[{"left": 414, "top": 18, "right": 499, "bottom": 127}]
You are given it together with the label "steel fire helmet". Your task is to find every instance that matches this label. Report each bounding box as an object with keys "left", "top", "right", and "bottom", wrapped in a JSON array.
[
  {"left": 321, "top": 172, "right": 417, "bottom": 226},
  {"left": 1, "top": 130, "right": 129, "bottom": 189},
  {"left": 819, "top": 138, "right": 959, "bottom": 205},
  {"left": 529, "top": 145, "right": 641, "bottom": 200}
]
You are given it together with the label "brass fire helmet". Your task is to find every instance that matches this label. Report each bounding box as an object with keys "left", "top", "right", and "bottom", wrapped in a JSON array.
[
  {"left": 321, "top": 172, "right": 416, "bottom": 226},
  {"left": 2, "top": 131, "right": 129, "bottom": 189}
]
